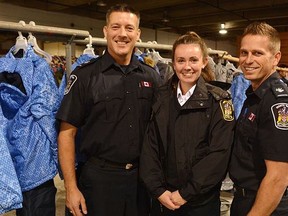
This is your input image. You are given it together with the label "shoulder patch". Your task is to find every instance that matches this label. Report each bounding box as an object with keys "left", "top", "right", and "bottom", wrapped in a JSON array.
[
  {"left": 220, "top": 100, "right": 234, "bottom": 121},
  {"left": 64, "top": 74, "right": 77, "bottom": 95},
  {"left": 271, "top": 81, "right": 288, "bottom": 98},
  {"left": 271, "top": 103, "right": 288, "bottom": 130}
]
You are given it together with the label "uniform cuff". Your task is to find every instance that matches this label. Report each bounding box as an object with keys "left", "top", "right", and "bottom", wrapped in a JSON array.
[
  {"left": 179, "top": 187, "right": 195, "bottom": 201},
  {"left": 153, "top": 187, "right": 166, "bottom": 199}
]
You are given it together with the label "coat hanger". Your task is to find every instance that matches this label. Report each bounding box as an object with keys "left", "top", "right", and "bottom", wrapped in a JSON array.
[
  {"left": 134, "top": 39, "right": 143, "bottom": 56},
  {"left": 148, "top": 41, "right": 171, "bottom": 64},
  {"left": 13, "top": 20, "right": 28, "bottom": 55},
  {"left": 83, "top": 35, "right": 96, "bottom": 56},
  {"left": 27, "top": 21, "right": 52, "bottom": 63}
]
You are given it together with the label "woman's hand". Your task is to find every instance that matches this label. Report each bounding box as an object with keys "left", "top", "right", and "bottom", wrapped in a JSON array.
[
  {"left": 158, "top": 190, "right": 181, "bottom": 210},
  {"left": 171, "top": 190, "right": 187, "bottom": 206}
]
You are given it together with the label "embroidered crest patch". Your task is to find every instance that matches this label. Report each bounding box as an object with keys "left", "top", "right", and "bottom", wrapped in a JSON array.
[
  {"left": 220, "top": 100, "right": 234, "bottom": 121},
  {"left": 64, "top": 74, "right": 77, "bottom": 95},
  {"left": 271, "top": 103, "right": 288, "bottom": 130}
]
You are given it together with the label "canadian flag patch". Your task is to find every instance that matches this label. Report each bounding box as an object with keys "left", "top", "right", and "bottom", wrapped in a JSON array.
[
  {"left": 140, "top": 81, "right": 152, "bottom": 88},
  {"left": 248, "top": 112, "right": 256, "bottom": 122}
]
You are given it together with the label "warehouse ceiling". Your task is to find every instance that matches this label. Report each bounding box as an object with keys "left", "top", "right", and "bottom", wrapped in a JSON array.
[{"left": 2, "top": 0, "right": 288, "bottom": 41}]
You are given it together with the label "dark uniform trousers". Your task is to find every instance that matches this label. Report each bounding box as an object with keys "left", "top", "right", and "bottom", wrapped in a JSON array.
[
  {"left": 78, "top": 160, "right": 150, "bottom": 216},
  {"left": 150, "top": 191, "right": 220, "bottom": 216},
  {"left": 16, "top": 179, "right": 57, "bottom": 216},
  {"left": 231, "top": 187, "right": 288, "bottom": 216}
]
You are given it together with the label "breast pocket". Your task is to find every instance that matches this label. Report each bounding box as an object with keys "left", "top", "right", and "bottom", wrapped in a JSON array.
[
  {"left": 137, "top": 88, "right": 153, "bottom": 121},
  {"left": 91, "top": 90, "right": 125, "bottom": 122},
  {"left": 235, "top": 117, "right": 258, "bottom": 155},
  {"left": 238, "top": 117, "right": 257, "bottom": 142}
]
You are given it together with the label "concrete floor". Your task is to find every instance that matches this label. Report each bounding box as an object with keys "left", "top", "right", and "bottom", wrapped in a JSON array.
[{"left": 1, "top": 175, "right": 233, "bottom": 216}]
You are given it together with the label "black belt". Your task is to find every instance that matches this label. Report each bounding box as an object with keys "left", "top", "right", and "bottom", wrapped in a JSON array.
[
  {"left": 234, "top": 186, "right": 288, "bottom": 197},
  {"left": 88, "top": 156, "right": 138, "bottom": 170}
]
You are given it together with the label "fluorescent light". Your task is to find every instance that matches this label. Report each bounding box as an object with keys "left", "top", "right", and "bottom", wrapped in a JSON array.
[
  {"left": 219, "top": 29, "right": 227, "bottom": 34},
  {"left": 97, "top": 1, "right": 106, "bottom": 6},
  {"left": 219, "top": 23, "right": 227, "bottom": 34}
]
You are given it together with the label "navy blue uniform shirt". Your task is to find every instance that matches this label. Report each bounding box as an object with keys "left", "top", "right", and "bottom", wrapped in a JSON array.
[
  {"left": 230, "top": 72, "right": 288, "bottom": 190},
  {"left": 57, "top": 51, "right": 159, "bottom": 163}
]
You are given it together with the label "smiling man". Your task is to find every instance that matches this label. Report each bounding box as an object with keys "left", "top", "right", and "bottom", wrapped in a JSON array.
[
  {"left": 229, "top": 22, "right": 288, "bottom": 216},
  {"left": 56, "top": 4, "right": 160, "bottom": 216}
]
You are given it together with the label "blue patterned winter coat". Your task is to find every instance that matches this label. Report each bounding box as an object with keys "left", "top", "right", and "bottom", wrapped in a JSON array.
[{"left": 0, "top": 45, "right": 61, "bottom": 197}]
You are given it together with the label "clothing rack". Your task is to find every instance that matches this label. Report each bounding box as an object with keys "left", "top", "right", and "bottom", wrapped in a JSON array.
[
  {"left": 1, "top": 20, "right": 287, "bottom": 72},
  {"left": 208, "top": 48, "right": 288, "bottom": 71},
  {"left": 75, "top": 37, "right": 288, "bottom": 72},
  {"left": 74, "top": 38, "right": 235, "bottom": 63},
  {"left": 0, "top": 20, "right": 90, "bottom": 37},
  {"left": 74, "top": 37, "right": 173, "bottom": 50},
  {"left": 0, "top": 20, "right": 91, "bottom": 73},
  {"left": 207, "top": 48, "right": 239, "bottom": 63}
]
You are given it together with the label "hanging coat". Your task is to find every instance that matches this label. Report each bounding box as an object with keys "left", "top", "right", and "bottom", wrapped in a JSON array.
[
  {"left": 0, "top": 45, "right": 61, "bottom": 192},
  {"left": 0, "top": 102, "right": 22, "bottom": 213}
]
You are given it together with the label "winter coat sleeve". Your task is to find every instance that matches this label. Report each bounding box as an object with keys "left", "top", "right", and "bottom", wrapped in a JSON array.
[{"left": 139, "top": 114, "right": 167, "bottom": 199}]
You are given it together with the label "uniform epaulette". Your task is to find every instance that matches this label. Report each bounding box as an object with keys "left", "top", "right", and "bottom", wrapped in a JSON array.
[
  {"left": 271, "top": 80, "right": 288, "bottom": 98},
  {"left": 75, "top": 58, "right": 99, "bottom": 69},
  {"left": 139, "top": 59, "right": 156, "bottom": 71},
  {"left": 205, "top": 83, "right": 231, "bottom": 101}
]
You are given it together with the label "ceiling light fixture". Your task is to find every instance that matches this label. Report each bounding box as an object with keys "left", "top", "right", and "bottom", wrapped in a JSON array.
[
  {"left": 161, "top": 11, "right": 170, "bottom": 23},
  {"left": 96, "top": 0, "right": 106, "bottom": 7},
  {"left": 219, "top": 23, "right": 227, "bottom": 35}
]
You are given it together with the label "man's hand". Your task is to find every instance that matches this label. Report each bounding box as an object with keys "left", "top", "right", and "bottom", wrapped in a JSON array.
[
  {"left": 171, "top": 190, "right": 187, "bottom": 206},
  {"left": 58, "top": 122, "right": 87, "bottom": 215},
  {"left": 158, "top": 190, "right": 180, "bottom": 211},
  {"left": 66, "top": 187, "right": 87, "bottom": 215}
]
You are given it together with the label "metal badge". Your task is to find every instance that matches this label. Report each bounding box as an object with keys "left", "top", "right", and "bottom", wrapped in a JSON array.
[{"left": 220, "top": 100, "right": 234, "bottom": 121}]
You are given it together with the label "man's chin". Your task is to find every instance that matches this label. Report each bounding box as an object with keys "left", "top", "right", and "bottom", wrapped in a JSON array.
[{"left": 116, "top": 50, "right": 132, "bottom": 57}]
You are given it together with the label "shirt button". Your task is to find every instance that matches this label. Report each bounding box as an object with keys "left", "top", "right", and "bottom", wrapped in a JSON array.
[
  {"left": 128, "top": 107, "right": 131, "bottom": 111},
  {"left": 129, "top": 124, "right": 133, "bottom": 128},
  {"left": 126, "top": 91, "right": 130, "bottom": 94}
]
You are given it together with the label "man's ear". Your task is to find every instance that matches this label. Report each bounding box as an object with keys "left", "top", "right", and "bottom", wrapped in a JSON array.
[
  {"left": 137, "top": 29, "right": 141, "bottom": 41},
  {"left": 274, "top": 51, "right": 281, "bottom": 66},
  {"left": 103, "top": 26, "right": 107, "bottom": 39}
]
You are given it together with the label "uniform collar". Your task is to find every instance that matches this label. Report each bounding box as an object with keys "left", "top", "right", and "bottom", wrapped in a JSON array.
[
  {"left": 176, "top": 82, "right": 196, "bottom": 106},
  {"left": 246, "top": 72, "right": 280, "bottom": 99},
  {"left": 180, "top": 76, "right": 210, "bottom": 109},
  {"left": 100, "top": 50, "right": 143, "bottom": 73}
]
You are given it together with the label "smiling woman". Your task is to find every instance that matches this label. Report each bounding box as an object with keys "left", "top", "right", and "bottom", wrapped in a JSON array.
[
  {"left": 140, "top": 31, "right": 235, "bottom": 216},
  {"left": 171, "top": 31, "right": 215, "bottom": 94},
  {"left": 173, "top": 43, "right": 206, "bottom": 94}
]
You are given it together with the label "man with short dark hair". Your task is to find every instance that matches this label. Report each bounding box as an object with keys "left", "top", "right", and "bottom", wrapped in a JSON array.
[
  {"left": 229, "top": 22, "right": 288, "bottom": 216},
  {"left": 57, "top": 4, "right": 159, "bottom": 216}
]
